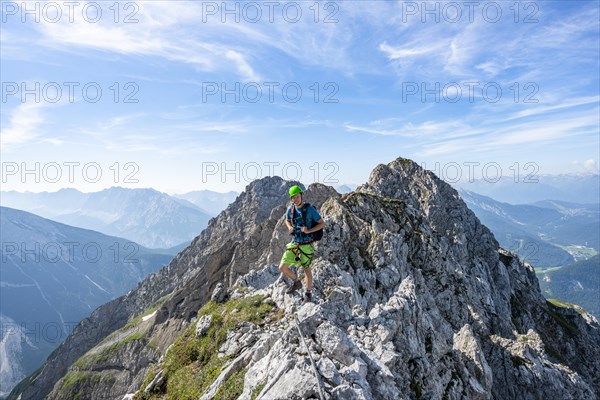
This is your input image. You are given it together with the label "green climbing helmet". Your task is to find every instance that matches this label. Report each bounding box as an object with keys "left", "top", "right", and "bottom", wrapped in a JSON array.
[{"left": 289, "top": 185, "right": 303, "bottom": 198}]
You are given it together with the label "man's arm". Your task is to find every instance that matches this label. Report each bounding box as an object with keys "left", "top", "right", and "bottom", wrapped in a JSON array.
[
  {"left": 301, "top": 218, "right": 324, "bottom": 234},
  {"left": 284, "top": 206, "right": 294, "bottom": 233},
  {"left": 301, "top": 205, "right": 324, "bottom": 233},
  {"left": 285, "top": 218, "right": 294, "bottom": 233}
]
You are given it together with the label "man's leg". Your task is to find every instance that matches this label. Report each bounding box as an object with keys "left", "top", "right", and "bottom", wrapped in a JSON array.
[
  {"left": 279, "top": 263, "right": 297, "bottom": 281},
  {"left": 304, "top": 268, "right": 313, "bottom": 291},
  {"left": 280, "top": 246, "right": 303, "bottom": 293}
]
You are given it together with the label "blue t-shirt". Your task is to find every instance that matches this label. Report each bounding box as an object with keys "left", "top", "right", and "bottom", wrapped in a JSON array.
[{"left": 286, "top": 203, "right": 322, "bottom": 244}]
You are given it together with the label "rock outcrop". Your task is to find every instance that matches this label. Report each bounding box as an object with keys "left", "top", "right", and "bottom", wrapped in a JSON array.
[{"left": 10, "top": 157, "right": 600, "bottom": 400}]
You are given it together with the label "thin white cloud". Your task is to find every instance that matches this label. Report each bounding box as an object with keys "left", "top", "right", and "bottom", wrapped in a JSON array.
[
  {"left": 21, "top": 0, "right": 390, "bottom": 83},
  {"left": 101, "top": 113, "right": 147, "bottom": 130},
  {"left": 505, "top": 96, "right": 600, "bottom": 120},
  {"left": 225, "top": 50, "right": 260, "bottom": 82},
  {"left": 417, "top": 110, "right": 599, "bottom": 157},
  {"left": 39, "top": 18, "right": 216, "bottom": 70},
  {"left": 31, "top": 1, "right": 264, "bottom": 80},
  {"left": 488, "top": 113, "right": 599, "bottom": 147},
  {"left": 74, "top": 112, "right": 248, "bottom": 155},
  {"left": 570, "top": 159, "right": 600, "bottom": 174},
  {"left": 344, "top": 119, "right": 480, "bottom": 138},
  {"left": 0, "top": 103, "right": 46, "bottom": 148},
  {"left": 584, "top": 159, "right": 598, "bottom": 172},
  {"left": 377, "top": 3, "right": 598, "bottom": 86},
  {"left": 443, "top": 23, "right": 482, "bottom": 77},
  {"left": 379, "top": 42, "right": 443, "bottom": 59},
  {"left": 174, "top": 122, "right": 248, "bottom": 134},
  {"left": 20, "top": 0, "right": 391, "bottom": 81}
]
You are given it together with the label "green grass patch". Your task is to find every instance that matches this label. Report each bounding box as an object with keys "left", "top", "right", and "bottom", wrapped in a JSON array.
[
  {"left": 166, "top": 364, "right": 203, "bottom": 400},
  {"left": 123, "top": 331, "right": 144, "bottom": 343},
  {"left": 214, "top": 368, "right": 247, "bottom": 400},
  {"left": 153, "top": 294, "right": 274, "bottom": 399},
  {"left": 55, "top": 371, "right": 102, "bottom": 399},
  {"left": 148, "top": 338, "right": 159, "bottom": 350},
  {"left": 546, "top": 300, "right": 580, "bottom": 336},
  {"left": 534, "top": 266, "right": 563, "bottom": 274},
  {"left": 555, "top": 244, "right": 598, "bottom": 258},
  {"left": 73, "top": 331, "right": 146, "bottom": 369},
  {"left": 250, "top": 381, "right": 267, "bottom": 400},
  {"left": 123, "top": 293, "right": 173, "bottom": 331},
  {"left": 6, "top": 364, "right": 43, "bottom": 400},
  {"left": 133, "top": 364, "right": 159, "bottom": 400},
  {"left": 97, "top": 293, "right": 174, "bottom": 348},
  {"left": 548, "top": 298, "right": 575, "bottom": 308},
  {"left": 97, "top": 294, "right": 171, "bottom": 348},
  {"left": 547, "top": 298, "right": 588, "bottom": 316},
  {"left": 72, "top": 348, "right": 112, "bottom": 369}
]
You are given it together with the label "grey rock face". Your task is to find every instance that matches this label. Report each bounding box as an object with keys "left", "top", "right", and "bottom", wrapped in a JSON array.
[
  {"left": 11, "top": 158, "right": 600, "bottom": 400},
  {"left": 195, "top": 314, "right": 213, "bottom": 337},
  {"left": 210, "top": 282, "right": 228, "bottom": 303}
]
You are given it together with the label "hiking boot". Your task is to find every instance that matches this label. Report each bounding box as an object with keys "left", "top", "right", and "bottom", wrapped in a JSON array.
[
  {"left": 286, "top": 279, "right": 302, "bottom": 294},
  {"left": 303, "top": 291, "right": 312, "bottom": 303}
]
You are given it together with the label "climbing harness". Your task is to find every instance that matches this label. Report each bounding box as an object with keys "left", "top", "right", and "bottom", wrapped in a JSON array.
[{"left": 290, "top": 243, "right": 313, "bottom": 266}]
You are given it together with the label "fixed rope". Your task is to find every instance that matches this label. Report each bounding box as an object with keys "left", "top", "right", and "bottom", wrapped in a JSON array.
[{"left": 293, "top": 312, "right": 325, "bottom": 400}]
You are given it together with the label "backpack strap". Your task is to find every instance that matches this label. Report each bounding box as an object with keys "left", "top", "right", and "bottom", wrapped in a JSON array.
[
  {"left": 291, "top": 203, "right": 311, "bottom": 227},
  {"left": 300, "top": 203, "right": 310, "bottom": 228},
  {"left": 290, "top": 203, "right": 316, "bottom": 244},
  {"left": 290, "top": 205, "right": 302, "bottom": 226}
]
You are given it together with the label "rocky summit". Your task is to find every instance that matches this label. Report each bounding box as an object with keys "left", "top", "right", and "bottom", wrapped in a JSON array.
[{"left": 9, "top": 157, "right": 600, "bottom": 400}]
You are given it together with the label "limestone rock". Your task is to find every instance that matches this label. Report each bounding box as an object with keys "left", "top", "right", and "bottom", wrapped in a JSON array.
[
  {"left": 211, "top": 282, "right": 228, "bottom": 303},
  {"left": 195, "top": 314, "right": 212, "bottom": 337},
  {"left": 12, "top": 158, "right": 600, "bottom": 400}
]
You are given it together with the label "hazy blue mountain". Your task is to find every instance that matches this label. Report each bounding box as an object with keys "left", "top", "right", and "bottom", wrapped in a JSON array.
[
  {"left": 533, "top": 199, "right": 600, "bottom": 215},
  {"left": 0, "top": 189, "right": 88, "bottom": 218},
  {"left": 455, "top": 173, "right": 599, "bottom": 204},
  {"left": 174, "top": 190, "right": 238, "bottom": 216},
  {"left": 156, "top": 240, "right": 192, "bottom": 255},
  {"left": 0, "top": 206, "right": 173, "bottom": 397},
  {"left": 538, "top": 255, "right": 600, "bottom": 319},
  {"left": 1, "top": 188, "right": 212, "bottom": 249},
  {"left": 336, "top": 184, "right": 358, "bottom": 194},
  {"left": 531, "top": 200, "right": 600, "bottom": 250},
  {"left": 459, "top": 189, "right": 599, "bottom": 268}
]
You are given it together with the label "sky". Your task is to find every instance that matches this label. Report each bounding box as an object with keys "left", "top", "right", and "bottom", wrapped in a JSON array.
[{"left": 1, "top": 0, "right": 599, "bottom": 194}]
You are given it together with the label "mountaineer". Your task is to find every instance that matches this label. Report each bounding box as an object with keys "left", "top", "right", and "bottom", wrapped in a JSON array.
[{"left": 279, "top": 185, "right": 324, "bottom": 303}]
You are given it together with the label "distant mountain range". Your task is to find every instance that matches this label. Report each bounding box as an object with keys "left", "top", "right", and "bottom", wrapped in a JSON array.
[
  {"left": 174, "top": 186, "right": 358, "bottom": 210},
  {"left": 8, "top": 160, "right": 600, "bottom": 400},
  {"left": 455, "top": 173, "right": 599, "bottom": 204},
  {"left": 0, "top": 188, "right": 219, "bottom": 249},
  {"left": 539, "top": 255, "right": 600, "bottom": 319},
  {"left": 173, "top": 190, "right": 239, "bottom": 216},
  {"left": 335, "top": 184, "right": 357, "bottom": 193},
  {"left": 459, "top": 189, "right": 599, "bottom": 268},
  {"left": 0, "top": 206, "right": 174, "bottom": 397}
]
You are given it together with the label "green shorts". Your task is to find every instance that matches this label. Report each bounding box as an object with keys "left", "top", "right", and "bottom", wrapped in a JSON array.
[{"left": 280, "top": 242, "right": 314, "bottom": 269}]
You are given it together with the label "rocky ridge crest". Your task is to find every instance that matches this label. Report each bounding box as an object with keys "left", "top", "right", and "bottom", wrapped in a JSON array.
[{"left": 10, "top": 158, "right": 600, "bottom": 400}]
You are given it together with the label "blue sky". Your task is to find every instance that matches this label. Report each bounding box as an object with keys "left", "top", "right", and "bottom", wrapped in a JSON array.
[{"left": 1, "top": 0, "right": 599, "bottom": 193}]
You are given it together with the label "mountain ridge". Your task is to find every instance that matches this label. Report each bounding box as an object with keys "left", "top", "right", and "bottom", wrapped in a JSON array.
[
  {"left": 539, "top": 255, "right": 600, "bottom": 318},
  {"left": 1, "top": 188, "right": 213, "bottom": 249},
  {"left": 9, "top": 158, "right": 600, "bottom": 400},
  {"left": 459, "top": 189, "right": 599, "bottom": 266},
  {"left": 0, "top": 207, "right": 173, "bottom": 397},
  {"left": 455, "top": 173, "right": 599, "bottom": 204}
]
